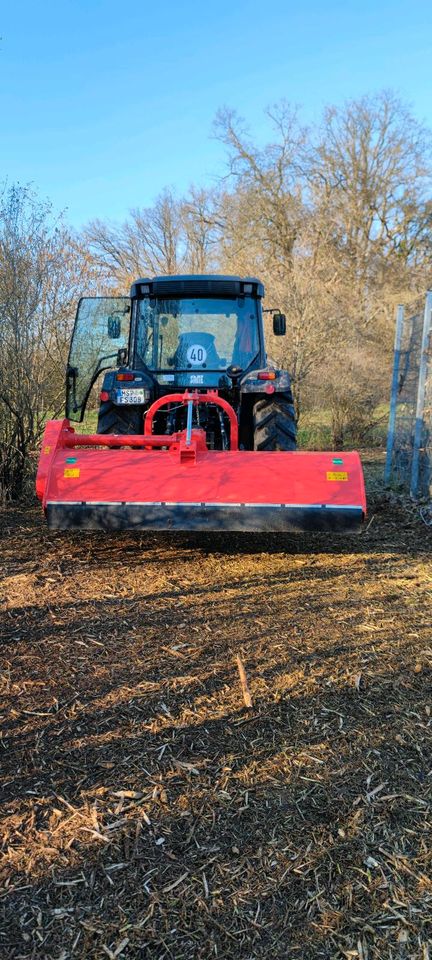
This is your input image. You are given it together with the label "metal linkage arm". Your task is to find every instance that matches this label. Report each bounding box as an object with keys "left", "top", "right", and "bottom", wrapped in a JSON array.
[{"left": 143, "top": 391, "right": 239, "bottom": 451}]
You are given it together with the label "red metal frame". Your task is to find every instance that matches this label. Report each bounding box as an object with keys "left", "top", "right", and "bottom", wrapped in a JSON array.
[
  {"left": 143, "top": 390, "right": 239, "bottom": 451},
  {"left": 55, "top": 391, "right": 239, "bottom": 454}
]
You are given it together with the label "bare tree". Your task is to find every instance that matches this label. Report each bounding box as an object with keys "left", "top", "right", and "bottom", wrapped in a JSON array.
[
  {"left": 0, "top": 184, "right": 97, "bottom": 500},
  {"left": 85, "top": 189, "right": 185, "bottom": 289},
  {"left": 312, "top": 91, "right": 432, "bottom": 299},
  {"left": 181, "top": 186, "right": 221, "bottom": 273},
  {"left": 212, "top": 94, "right": 432, "bottom": 430},
  {"left": 214, "top": 103, "right": 307, "bottom": 276}
]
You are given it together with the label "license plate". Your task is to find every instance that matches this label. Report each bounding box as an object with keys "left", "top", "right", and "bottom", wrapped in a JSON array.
[{"left": 115, "top": 388, "right": 146, "bottom": 405}]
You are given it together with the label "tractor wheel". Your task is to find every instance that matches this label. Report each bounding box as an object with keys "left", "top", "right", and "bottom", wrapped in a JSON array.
[
  {"left": 97, "top": 400, "right": 143, "bottom": 435},
  {"left": 253, "top": 394, "right": 297, "bottom": 451}
]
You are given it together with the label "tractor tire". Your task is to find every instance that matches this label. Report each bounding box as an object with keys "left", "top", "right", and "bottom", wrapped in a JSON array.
[
  {"left": 253, "top": 394, "right": 297, "bottom": 451},
  {"left": 97, "top": 400, "right": 144, "bottom": 435}
]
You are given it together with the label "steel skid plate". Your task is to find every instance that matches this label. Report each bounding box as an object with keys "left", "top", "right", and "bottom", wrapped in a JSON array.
[{"left": 37, "top": 420, "right": 366, "bottom": 533}]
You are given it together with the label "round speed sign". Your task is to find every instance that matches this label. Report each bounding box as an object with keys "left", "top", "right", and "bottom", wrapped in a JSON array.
[{"left": 186, "top": 344, "right": 207, "bottom": 365}]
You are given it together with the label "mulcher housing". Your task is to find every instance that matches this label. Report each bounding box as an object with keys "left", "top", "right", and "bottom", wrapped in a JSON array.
[{"left": 36, "top": 275, "right": 366, "bottom": 532}]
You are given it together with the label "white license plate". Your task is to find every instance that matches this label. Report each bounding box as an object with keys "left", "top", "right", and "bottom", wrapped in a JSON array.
[{"left": 115, "top": 388, "right": 146, "bottom": 405}]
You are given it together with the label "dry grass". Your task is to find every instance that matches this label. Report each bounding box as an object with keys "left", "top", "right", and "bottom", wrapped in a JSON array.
[{"left": 1, "top": 453, "right": 431, "bottom": 959}]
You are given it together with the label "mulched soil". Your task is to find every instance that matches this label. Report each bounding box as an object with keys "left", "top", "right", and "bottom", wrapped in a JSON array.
[{"left": 1, "top": 454, "right": 431, "bottom": 959}]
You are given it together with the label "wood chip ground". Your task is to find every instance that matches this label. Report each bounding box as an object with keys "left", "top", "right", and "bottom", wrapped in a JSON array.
[{"left": 1, "top": 454, "right": 431, "bottom": 959}]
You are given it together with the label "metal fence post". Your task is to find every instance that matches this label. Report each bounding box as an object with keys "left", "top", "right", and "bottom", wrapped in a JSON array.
[
  {"left": 410, "top": 291, "right": 432, "bottom": 498},
  {"left": 385, "top": 305, "right": 404, "bottom": 484}
]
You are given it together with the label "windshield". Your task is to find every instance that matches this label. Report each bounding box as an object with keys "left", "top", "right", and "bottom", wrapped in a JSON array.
[{"left": 135, "top": 297, "right": 260, "bottom": 373}]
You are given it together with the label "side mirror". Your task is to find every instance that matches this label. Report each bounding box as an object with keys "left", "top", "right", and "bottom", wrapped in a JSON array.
[
  {"left": 273, "top": 312, "right": 286, "bottom": 336},
  {"left": 107, "top": 315, "right": 121, "bottom": 339}
]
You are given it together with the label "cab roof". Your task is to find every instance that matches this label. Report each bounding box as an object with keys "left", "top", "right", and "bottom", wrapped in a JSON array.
[{"left": 129, "top": 274, "right": 265, "bottom": 299}]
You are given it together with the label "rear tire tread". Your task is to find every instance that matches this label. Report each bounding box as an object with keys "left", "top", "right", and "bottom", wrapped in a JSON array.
[
  {"left": 253, "top": 394, "right": 297, "bottom": 451},
  {"left": 97, "top": 401, "right": 143, "bottom": 435}
]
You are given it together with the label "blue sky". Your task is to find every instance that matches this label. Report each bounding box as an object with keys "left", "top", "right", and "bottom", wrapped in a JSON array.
[{"left": 1, "top": 0, "right": 431, "bottom": 228}]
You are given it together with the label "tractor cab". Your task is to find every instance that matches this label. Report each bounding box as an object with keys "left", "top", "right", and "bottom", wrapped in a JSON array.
[
  {"left": 133, "top": 287, "right": 261, "bottom": 390},
  {"left": 66, "top": 275, "right": 266, "bottom": 421}
]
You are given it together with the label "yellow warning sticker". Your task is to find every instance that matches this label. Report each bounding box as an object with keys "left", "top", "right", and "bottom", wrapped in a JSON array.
[
  {"left": 64, "top": 468, "right": 80, "bottom": 478},
  {"left": 327, "top": 471, "right": 348, "bottom": 481},
  {"left": 43, "top": 445, "right": 52, "bottom": 455}
]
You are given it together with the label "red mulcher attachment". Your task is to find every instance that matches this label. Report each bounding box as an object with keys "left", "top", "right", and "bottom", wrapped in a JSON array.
[{"left": 36, "top": 391, "right": 366, "bottom": 533}]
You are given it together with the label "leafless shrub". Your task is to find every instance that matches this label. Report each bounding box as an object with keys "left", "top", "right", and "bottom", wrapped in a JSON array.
[{"left": 0, "top": 184, "right": 97, "bottom": 500}]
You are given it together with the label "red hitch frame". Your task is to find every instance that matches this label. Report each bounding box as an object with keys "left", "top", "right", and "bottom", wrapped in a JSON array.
[{"left": 143, "top": 390, "right": 239, "bottom": 450}]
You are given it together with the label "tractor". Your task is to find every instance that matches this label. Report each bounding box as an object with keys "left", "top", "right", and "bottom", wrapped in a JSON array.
[{"left": 36, "top": 274, "right": 366, "bottom": 532}]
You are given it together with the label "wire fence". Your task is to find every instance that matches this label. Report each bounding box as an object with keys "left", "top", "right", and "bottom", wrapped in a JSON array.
[{"left": 385, "top": 292, "right": 432, "bottom": 501}]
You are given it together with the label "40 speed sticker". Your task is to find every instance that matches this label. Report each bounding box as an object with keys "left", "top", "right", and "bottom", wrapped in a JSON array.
[{"left": 186, "top": 344, "right": 207, "bottom": 365}]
